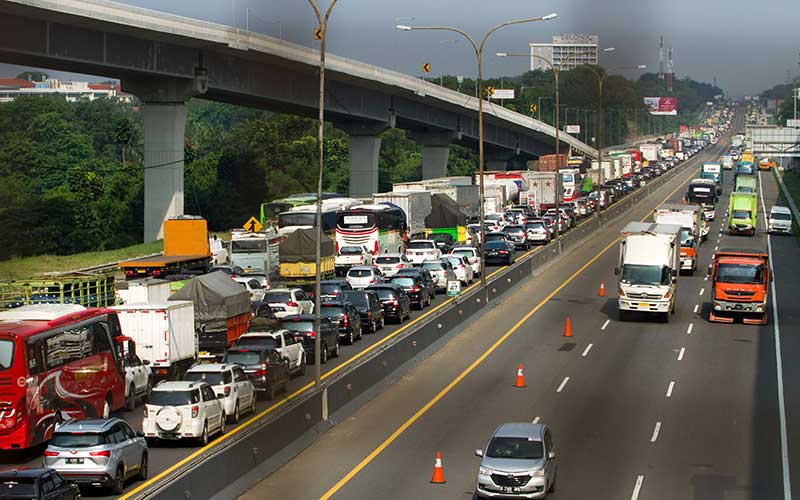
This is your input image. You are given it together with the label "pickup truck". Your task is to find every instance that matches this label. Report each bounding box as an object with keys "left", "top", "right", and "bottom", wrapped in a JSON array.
[{"left": 235, "top": 330, "right": 306, "bottom": 375}]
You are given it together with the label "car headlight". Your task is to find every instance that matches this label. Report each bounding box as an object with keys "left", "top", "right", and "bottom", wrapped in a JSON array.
[
  {"left": 532, "top": 469, "right": 545, "bottom": 477},
  {"left": 479, "top": 466, "right": 495, "bottom": 475}
]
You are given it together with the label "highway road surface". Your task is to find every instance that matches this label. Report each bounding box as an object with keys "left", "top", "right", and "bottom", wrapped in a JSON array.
[{"left": 240, "top": 126, "right": 798, "bottom": 499}]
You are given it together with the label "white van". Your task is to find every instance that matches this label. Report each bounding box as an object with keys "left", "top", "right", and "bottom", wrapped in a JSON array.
[{"left": 768, "top": 206, "right": 792, "bottom": 234}]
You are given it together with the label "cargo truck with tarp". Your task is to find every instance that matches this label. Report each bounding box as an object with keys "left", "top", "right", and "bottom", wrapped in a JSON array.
[
  {"left": 278, "top": 228, "right": 335, "bottom": 286},
  {"left": 425, "top": 193, "right": 468, "bottom": 246},
  {"left": 169, "top": 271, "right": 251, "bottom": 359}
]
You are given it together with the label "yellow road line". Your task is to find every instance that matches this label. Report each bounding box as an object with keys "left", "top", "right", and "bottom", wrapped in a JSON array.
[
  {"left": 121, "top": 158, "right": 702, "bottom": 500},
  {"left": 318, "top": 161, "right": 703, "bottom": 500}
]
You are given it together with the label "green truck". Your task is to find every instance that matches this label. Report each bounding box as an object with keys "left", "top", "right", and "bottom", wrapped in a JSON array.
[
  {"left": 728, "top": 192, "right": 758, "bottom": 236},
  {"left": 734, "top": 174, "right": 758, "bottom": 194}
]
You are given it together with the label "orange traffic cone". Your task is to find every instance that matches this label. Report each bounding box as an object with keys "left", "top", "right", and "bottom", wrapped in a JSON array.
[
  {"left": 563, "top": 317, "right": 573, "bottom": 337},
  {"left": 514, "top": 363, "right": 526, "bottom": 388},
  {"left": 599, "top": 281, "right": 605, "bottom": 297},
  {"left": 431, "top": 451, "right": 446, "bottom": 484}
]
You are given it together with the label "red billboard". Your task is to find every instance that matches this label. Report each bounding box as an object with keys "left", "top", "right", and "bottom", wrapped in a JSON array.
[{"left": 644, "top": 97, "right": 678, "bottom": 115}]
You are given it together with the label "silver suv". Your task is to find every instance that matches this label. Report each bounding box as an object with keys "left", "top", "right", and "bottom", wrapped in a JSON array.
[
  {"left": 44, "top": 418, "right": 148, "bottom": 494},
  {"left": 474, "top": 423, "right": 557, "bottom": 499}
]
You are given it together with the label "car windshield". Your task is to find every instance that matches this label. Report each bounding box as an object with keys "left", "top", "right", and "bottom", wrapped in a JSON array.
[
  {"left": 732, "top": 210, "right": 751, "bottom": 220},
  {"left": 485, "top": 241, "right": 508, "bottom": 250},
  {"left": 265, "top": 292, "right": 292, "bottom": 303},
  {"left": 236, "top": 337, "right": 279, "bottom": 350},
  {"left": 771, "top": 212, "right": 791, "bottom": 221},
  {"left": 0, "top": 477, "right": 35, "bottom": 497},
  {"left": 368, "top": 288, "right": 396, "bottom": 300},
  {"left": 486, "top": 436, "right": 544, "bottom": 459},
  {"left": 717, "top": 263, "right": 765, "bottom": 284},
  {"left": 348, "top": 269, "right": 373, "bottom": 278},
  {"left": 680, "top": 229, "right": 694, "bottom": 246},
  {"left": 422, "top": 262, "right": 445, "bottom": 271},
  {"left": 503, "top": 226, "right": 523, "bottom": 233},
  {"left": 150, "top": 389, "right": 199, "bottom": 406},
  {"left": 280, "top": 321, "right": 314, "bottom": 332},
  {"left": 390, "top": 277, "right": 416, "bottom": 288},
  {"left": 485, "top": 234, "right": 505, "bottom": 241},
  {"left": 339, "top": 246, "right": 364, "bottom": 255},
  {"left": 0, "top": 339, "right": 13, "bottom": 371},
  {"left": 50, "top": 431, "right": 105, "bottom": 448},
  {"left": 223, "top": 351, "right": 262, "bottom": 366},
  {"left": 320, "top": 284, "right": 345, "bottom": 295},
  {"left": 451, "top": 249, "right": 473, "bottom": 257},
  {"left": 321, "top": 306, "right": 345, "bottom": 317},
  {"left": 340, "top": 292, "right": 368, "bottom": 307},
  {"left": 407, "top": 241, "right": 434, "bottom": 250},
  {"left": 185, "top": 371, "right": 232, "bottom": 385},
  {"left": 376, "top": 256, "right": 400, "bottom": 264},
  {"left": 526, "top": 222, "right": 544, "bottom": 229},
  {"left": 620, "top": 264, "right": 670, "bottom": 286}
]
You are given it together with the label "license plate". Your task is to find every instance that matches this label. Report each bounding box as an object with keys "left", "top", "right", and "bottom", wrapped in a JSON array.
[
  {"left": 66, "top": 458, "right": 84, "bottom": 464},
  {"left": 271, "top": 306, "right": 284, "bottom": 311},
  {"left": 500, "top": 487, "right": 521, "bottom": 493},
  {"left": 638, "top": 302, "right": 650, "bottom": 308}
]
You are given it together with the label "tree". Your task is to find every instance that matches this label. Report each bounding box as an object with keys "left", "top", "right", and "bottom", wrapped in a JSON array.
[{"left": 16, "top": 71, "right": 48, "bottom": 82}]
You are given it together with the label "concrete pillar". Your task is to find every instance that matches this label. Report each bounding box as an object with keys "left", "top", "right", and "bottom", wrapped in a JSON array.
[
  {"left": 410, "top": 130, "right": 461, "bottom": 180},
  {"left": 123, "top": 72, "right": 207, "bottom": 241},
  {"left": 142, "top": 103, "right": 187, "bottom": 241},
  {"left": 348, "top": 134, "right": 382, "bottom": 198}
]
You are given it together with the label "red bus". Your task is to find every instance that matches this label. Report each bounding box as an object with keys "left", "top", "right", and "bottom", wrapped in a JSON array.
[{"left": 0, "top": 305, "right": 126, "bottom": 450}]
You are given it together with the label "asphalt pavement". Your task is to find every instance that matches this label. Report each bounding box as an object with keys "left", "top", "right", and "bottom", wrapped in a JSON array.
[{"left": 240, "top": 122, "right": 798, "bottom": 500}]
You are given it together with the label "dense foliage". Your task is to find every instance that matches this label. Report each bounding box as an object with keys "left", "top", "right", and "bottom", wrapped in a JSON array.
[
  {"left": 760, "top": 79, "right": 799, "bottom": 125},
  {"left": 0, "top": 65, "right": 716, "bottom": 260}
]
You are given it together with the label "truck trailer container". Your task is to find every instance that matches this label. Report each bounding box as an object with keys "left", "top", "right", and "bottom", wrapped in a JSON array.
[
  {"left": 119, "top": 216, "right": 212, "bottom": 279},
  {"left": 373, "top": 191, "right": 433, "bottom": 239}
]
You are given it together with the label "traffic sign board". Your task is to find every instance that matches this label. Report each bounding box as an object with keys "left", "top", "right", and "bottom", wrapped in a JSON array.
[
  {"left": 486, "top": 86, "right": 495, "bottom": 97},
  {"left": 422, "top": 62, "right": 431, "bottom": 73},
  {"left": 447, "top": 280, "right": 461, "bottom": 296},
  {"left": 530, "top": 103, "right": 537, "bottom": 113},
  {"left": 243, "top": 216, "right": 263, "bottom": 233},
  {"left": 314, "top": 27, "right": 324, "bottom": 40}
]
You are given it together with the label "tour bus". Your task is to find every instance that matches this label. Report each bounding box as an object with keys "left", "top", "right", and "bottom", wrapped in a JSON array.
[
  {"left": 560, "top": 169, "right": 581, "bottom": 203},
  {"left": 277, "top": 206, "right": 339, "bottom": 236},
  {"left": 259, "top": 192, "right": 343, "bottom": 225},
  {"left": 0, "top": 305, "right": 126, "bottom": 450},
  {"left": 335, "top": 204, "right": 407, "bottom": 256}
]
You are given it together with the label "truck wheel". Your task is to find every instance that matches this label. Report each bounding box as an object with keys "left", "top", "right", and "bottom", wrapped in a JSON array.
[
  {"left": 321, "top": 343, "right": 329, "bottom": 364},
  {"left": 332, "top": 341, "right": 341, "bottom": 358}
]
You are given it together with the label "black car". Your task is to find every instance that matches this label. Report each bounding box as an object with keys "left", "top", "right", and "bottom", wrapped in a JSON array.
[
  {"left": 316, "top": 279, "right": 353, "bottom": 300},
  {"left": 389, "top": 275, "right": 431, "bottom": 310},
  {"left": 484, "top": 231, "right": 510, "bottom": 243},
  {"left": 320, "top": 301, "right": 363, "bottom": 345},
  {"left": 394, "top": 267, "right": 437, "bottom": 298},
  {"left": 279, "top": 315, "right": 340, "bottom": 363},
  {"left": 340, "top": 290, "right": 385, "bottom": 333},
  {"left": 223, "top": 347, "right": 290, "bottom": 399},
  {"left": 485, "top": 240, "right": 516, "bottom": 265},
  {"left": 365, "top": 283, "right": 412, "bottom": 323},
  {"left": 0, "top": 469, "right": 80, "bottom": 500}
]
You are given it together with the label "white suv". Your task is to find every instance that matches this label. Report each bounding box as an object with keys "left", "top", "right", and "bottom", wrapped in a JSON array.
[
  {"left": 449, "top": 246, "right": 481, "bottom": 276},
  {"left": 374, "top": 253, "right": 411, "bottom": 277},
  {"left": 405, "top": 240, "right": 441, "bottom": 265},
  {"left": 184, "top": 364, "right": 256, "bottom": 424},
  {"left": 142, "top": 381, "right": 225, "bottom": 445},
  {"left": 264, "top": 288, "right": 314, "bottom": 318}
]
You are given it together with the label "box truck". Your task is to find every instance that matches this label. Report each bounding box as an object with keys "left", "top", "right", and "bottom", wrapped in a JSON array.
[{"left": 654, "top": 204, "right": 703, "bottom": 274}]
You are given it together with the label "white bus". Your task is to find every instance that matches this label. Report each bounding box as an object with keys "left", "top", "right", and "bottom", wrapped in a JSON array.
[{"left": 335, "top": 204, "right": 406, "bottom": 256}]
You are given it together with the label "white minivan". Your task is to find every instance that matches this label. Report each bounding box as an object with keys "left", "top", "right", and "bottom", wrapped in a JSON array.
[{"left": 768, "top": 206, "right": 792, "bottom": 234}]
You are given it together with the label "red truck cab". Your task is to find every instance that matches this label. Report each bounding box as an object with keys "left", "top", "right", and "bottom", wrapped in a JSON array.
[{"left": 709, "top": 249, "right": 770, "bottom": 324}]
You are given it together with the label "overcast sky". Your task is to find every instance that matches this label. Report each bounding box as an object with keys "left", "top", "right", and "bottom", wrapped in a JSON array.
[{"left": 3, "top": 0, "right": 798, "bottom": 96}]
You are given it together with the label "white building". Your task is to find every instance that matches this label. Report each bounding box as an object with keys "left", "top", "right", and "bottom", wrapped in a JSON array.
[
  {"left": 529, "top": 34, "right": 599, "bottom": 71},
  {"left": 0, "top": 78, "right": 132, "bottom": 103}
]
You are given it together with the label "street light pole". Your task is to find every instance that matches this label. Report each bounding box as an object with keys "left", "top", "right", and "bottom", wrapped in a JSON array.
[
  {"left": 307, "top": 0, "right": 339, "bottom": 389},
  {"left": 397, "top": 12, "right": 557, "bottom": 305}
]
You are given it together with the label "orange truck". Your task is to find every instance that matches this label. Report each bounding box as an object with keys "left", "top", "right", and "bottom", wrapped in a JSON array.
[
  {"left": 119, "top": 216, "right": 212, "bottom": 279},
  {"left": 709, "top": 249, "right": 770, "bottom": 324}
]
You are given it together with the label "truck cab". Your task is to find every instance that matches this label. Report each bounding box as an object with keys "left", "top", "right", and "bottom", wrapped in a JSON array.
[
  {"left": 616, "top": 222, "right": 681, "bottom": 322},
  {"left": 654, "top": 204, "right": 702, "bottom": 274},
  {"left": 709, "top": 250, "right": 770, "bottom": 324},
  {"left": 728, "top": 192, "right": 758, "bottom": 236}
]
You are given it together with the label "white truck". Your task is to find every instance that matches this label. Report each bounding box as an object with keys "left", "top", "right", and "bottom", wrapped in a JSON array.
[
  {"left": 393, "top": 177, "right": 479, "bottom": 219},
  {"left": 112, "top": 300, "right": 197, "bottom": 381},
  {"left": 639, "top": 143, "right": 661, "bottom": 163},
  {"left": 654, "top": 204, "right": 702, "bottom": 274},
  {"left": 589, "top": 160, "right": 613, "bottom": 183},
  {"left": 237, "top": 330, "right": 306, "bottom": 376},
  {"left": 229, "top": 229, "right": 281, "bottom": 275},
  {"left": 616, "top": 222, "right": 681, "bottom": 323},
  {"left": 522, "top": 171, "right": 559, "bottom": 211},
  {"left": 483, "top": 184, "right": 508, "bottom": 214},
  {"left": 117, "top": 278, "right": 171, "bottom": 304},
  {"left": 372, "top": 191, "right": 433, "bottom": 239}
]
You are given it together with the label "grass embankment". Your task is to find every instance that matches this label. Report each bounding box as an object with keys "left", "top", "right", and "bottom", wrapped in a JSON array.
[
  {"left": 775, "top": 169, "right": 800, "bottom": 241},
  {"left": 0, "top": 229, "right": 232, "bottom": 280}
]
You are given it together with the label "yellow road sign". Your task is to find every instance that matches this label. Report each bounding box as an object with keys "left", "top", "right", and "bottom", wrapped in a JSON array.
[
  {"left": 314, "top": 27, "right": 324, "bottom": 40},
  {"left": 530, "top": 103, "right": 537, "bottom": 113},
  {"left": 486, "top": 86, "right": 495, "bottom": 97},
  {"left": 243, "top": 216, "right": 263, "bottom": 233},
  {"left": 422, "top": 63, "right": 431, "bottom": 73}
]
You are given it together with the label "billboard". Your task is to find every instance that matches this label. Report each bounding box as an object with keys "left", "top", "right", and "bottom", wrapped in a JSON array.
[
  {"left": 489, "top": 89, "right": 515, "bottom": 99},
  {"left": 565, "top": 125, "right": 581, "bottom": 134},
  {"left": 644, "top": 97, "right": 678, "bottom": 115}
]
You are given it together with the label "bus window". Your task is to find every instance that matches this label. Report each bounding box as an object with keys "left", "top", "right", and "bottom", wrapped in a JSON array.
[{"left": 0, "top": 338, "right": 13, "bottom": 370}]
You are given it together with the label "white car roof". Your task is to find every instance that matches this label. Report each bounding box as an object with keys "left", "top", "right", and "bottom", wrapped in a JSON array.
[
  {"left": 770, "top": 206, "right": 791, "bottom": 215},
  {"left": 266, "top": 288, "right": 300, "bottom": 293},
  {"left": 154, "top": 381, "right": 205, "bottom": 391},
  {"left": 186, "top": 363, "right": 234, "bottom": 373}
]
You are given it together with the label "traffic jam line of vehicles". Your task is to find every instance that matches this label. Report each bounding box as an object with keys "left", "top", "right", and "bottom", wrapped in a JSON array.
[
  {"left": 0, "top": 118, "right": 733, "bottom": 497},
  {"left": 270, "top": 108, "right": 793, "bottom": 500}
]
